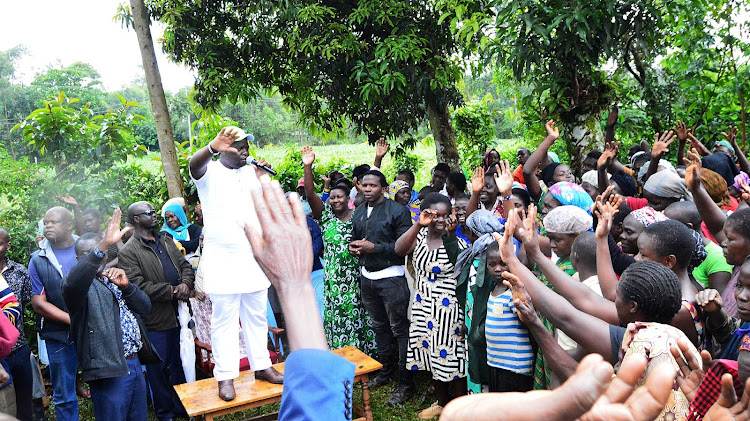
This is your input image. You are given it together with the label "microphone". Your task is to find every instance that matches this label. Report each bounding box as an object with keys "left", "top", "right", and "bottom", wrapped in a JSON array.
[{"left": 246, "top": 157, "right": 277, "bottom": 176}]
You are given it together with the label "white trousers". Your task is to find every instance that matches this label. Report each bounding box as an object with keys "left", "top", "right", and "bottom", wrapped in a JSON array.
[{"left": 211, "top": 291, "right": 272, "bottom": 381}]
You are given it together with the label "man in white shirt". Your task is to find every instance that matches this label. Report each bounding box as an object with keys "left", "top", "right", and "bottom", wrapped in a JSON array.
[{"left": 189, "top": 127, "right": 283, "bottom": 401}]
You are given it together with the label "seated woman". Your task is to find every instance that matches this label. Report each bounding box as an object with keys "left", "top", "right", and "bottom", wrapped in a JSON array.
[
  {"left": 496, "top": 208, "right": 701, "bottom": 421},
  {"left": 161, "top": 203, "right": 202, "bottom": 257}
]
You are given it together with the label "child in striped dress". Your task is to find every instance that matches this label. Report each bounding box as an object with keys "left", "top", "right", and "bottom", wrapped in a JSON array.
[{"left": 484, "top": 242, "right": 535, "bottom": 392}]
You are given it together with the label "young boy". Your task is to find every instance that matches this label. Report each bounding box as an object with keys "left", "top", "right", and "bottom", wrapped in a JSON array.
[
  {"left": 453, "top": 194, "right": 471, "bottom": 244},
  {"left": 484, "top": 241, "right": 535, "bottom": 392}
]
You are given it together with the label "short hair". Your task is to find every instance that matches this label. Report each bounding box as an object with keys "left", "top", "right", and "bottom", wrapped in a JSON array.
[
  {"left": 453, "top": 193, "right": 470, "bottom": 202},
  {"left": 420, "top": 192, "right": 452, "bottom": 212},
  {"left": 612, "top": 202, "right": 633, "bottom": 226},
  {"left": 512, "top": 188, "right": 531, "bottom": 208},
  {"left": 664, "top": 201, "right": 702, "bottom": 229},
  {"left": 363, "top": 170, "right": 387, "bottom": 188},
  {"left": 334, "top": 177, "right": 352, "bottom": 189},
  {"left": 447, "top": 172, "right": 467, "bottom": 193},
  {"left": 81, "top": 208, "right": 102, "bottom": 220},
  {"left": 433, "top": 163, "right": 450, "bottom": 175},
  {"left": 641, "top": 220, "right": 695, "bottom": 269},
  {"left": 75, "top": 232, "right": 101, "bottom": 255},
  {"left": 618, "top": 261, "right": 682, "bottom": 324},
  {"left": 397, "top": 169, "right": 415, "bottom": 184},
  {"left": 585, "top": 151, "right": 603, "bottom": 161},
  {"left": 352, "top": 164, "right": 371, "bottom": 181},
  {"left": 329, "top": 185, "right": 351, "bottom": 197},
  {"left": 486, "top": 240, "right": 500, "bottom": 255},
  {"left": 571, "top": 232, "right": 597, "bottom": 266},
  {"left": 726, "top": 208, "right": 750, "bottom": 240}
]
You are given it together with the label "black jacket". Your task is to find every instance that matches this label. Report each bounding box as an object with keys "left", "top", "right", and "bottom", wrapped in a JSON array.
[
  {"left": 351, "top": 198, "right": 413, "bottom": 272},
  {"left": 118, "top": 231, "right": 194, "bottom": 331},
  {"left": 62, "top": 252, "right": 159, "bottom": 382}
]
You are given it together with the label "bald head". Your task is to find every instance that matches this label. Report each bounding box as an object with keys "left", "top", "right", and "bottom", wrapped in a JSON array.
[
  {"left": 43, "top": 206, "right": 74, "bottom": 245},
  {"left": 664, "top": 201, "right": 702, "bottom": 231},
  {"left": 127, "top": 201, "right": 157, "bottom": 230}
]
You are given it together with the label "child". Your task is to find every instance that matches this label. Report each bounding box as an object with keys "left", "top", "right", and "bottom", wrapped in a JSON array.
[{"left": 484, "top": 241, "right": 535, "bottom": 392}]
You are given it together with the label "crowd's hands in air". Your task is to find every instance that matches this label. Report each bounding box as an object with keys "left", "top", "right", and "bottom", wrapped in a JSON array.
[
  {"left": 375, "top": 137, "right": 389, "bottom": 160},
  {"left": 503, "top": 271, "right": 538, "bottom": 326},
  {"left": 594, "top": 186, "right": 622, "bottom": 240},
  {"left": 210, "top": 127, "right": 241, "bottom": 154},
  {"left": 545, "top": 119, "right": 560, "bottom": 141},
  {"left": 598, "top": 142, "right": 621, "bottom": 171},
  {"left": 493, "top": 161, "right": 514, "bottom": 196},
  {"left": 56, "top": 194, "right": 79, "bottom": 207},
  {"left": 684, "top": 148, "right": 703, "bottom": 191},
  {"left": 651, "top": 130, "right": 677, "bottom": 161},
  {"left": 471, "top": 167, "right": 485, "bottom": 195}
]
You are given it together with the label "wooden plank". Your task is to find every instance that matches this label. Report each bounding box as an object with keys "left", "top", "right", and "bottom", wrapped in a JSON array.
[{"left": 175, "top": 346, "right": 381, "bottom": 417}]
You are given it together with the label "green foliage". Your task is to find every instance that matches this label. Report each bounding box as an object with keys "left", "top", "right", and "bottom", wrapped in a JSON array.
[
  {"left": 30, "top": 62, "right": 108, "bottom": 110},
  {"left": 382, "top": 153, "right": 425, "bottom": 186},
  {"left": 273, "top": 148, "right": 352, "bottom": 193},
  {"left": 453, "top": 97, "right": 496, "bottom": 170},
  {"left": 13, "top": 92, "right": 147, "bottom": 178}
]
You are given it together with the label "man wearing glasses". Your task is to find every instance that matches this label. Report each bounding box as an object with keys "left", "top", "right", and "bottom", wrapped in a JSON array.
[{"left": 118, "top": 201, "right": 195, "bottom": 421}]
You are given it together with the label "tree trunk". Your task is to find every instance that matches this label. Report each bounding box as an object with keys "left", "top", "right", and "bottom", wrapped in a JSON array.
[
  {"left": 130, "top": 0, "right": 183, "bottom": 198},
  {"left": 563, "top": 111, "right": 604, "bottom": 178},
  {"left": 426, "top": 102, "right": 461, "bottom": 172}
]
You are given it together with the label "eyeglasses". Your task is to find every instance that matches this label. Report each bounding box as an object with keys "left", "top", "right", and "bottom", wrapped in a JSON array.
[{"left": 135, "top": 210, "right": 156, "bottom": 217}]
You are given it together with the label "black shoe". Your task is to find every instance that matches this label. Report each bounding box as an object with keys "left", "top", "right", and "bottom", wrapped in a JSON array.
[
  {"left": 387, "top": 384, "right": 415, "bottom": 406},
  {"left": 368, "top": 371, "right": 394, "bottom": 388}
]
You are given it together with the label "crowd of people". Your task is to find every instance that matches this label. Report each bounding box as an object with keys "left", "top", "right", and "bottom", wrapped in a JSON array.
[{"left": 3, "top": 116, "right": 750, "bottom": 421}]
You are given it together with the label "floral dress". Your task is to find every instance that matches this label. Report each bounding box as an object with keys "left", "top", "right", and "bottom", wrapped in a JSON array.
[
  {"left": 320, "top": 204, "right": 376, "bottom": 356},
  {"left": 406, "top": 228, "right": 468, "bottom": 381}
]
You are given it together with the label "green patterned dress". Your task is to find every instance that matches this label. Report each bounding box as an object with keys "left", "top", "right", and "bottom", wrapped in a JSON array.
[{"left": 320, "top": 204, "right": 377, "bottom": 356}]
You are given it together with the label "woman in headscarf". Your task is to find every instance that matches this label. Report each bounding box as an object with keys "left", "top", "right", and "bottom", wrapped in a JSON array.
[
  {"left": 161, "top": 202, "right": 202, "bottom": 257},
  {"left": 386, "top": 180, "right": 420, "bottom": 223},
  {"left": 580, "top": 170, "right": 609, "bottom": 201},
  {"left": 483, "top": 149, "right": 501, "bottom": 171},
  {"left": 539, "top": 181, "right": 594, "bottom": 219},
  {"left": 454, "top": 210, "right": 518, "bottom": 395},
  {"left": 701, "top": 168, "right": 737, "bottom": 210},
  {"left": 642, "top": 170, "right": 692, "bottom": 211}
]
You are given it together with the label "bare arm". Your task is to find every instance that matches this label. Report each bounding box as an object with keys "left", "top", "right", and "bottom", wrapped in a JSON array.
[
  {"left": 523, "top": 120, "right": 559, "bottom": 201},
  {"left": 726, "top": 126, "right": 750, "bottom": 174},
  {"left": 675, "top": 121, "right": 690, "bottom": 171},
  {"left": 394, "top": 213, "right": 432, "bottom": 256},
  {"left": 301, "top": 145, "right": 323, "bottom": 220},
  {"left": 189, "top": 127, "right": 241, "bottom": 180},
  {"left": 685, "top": 148, "right": 727, "bottom": 243},
  {"left": 645, "top": 130, "right": 676, "bottom": 183},
  {"left": 373, "top": 137, "right": 388, "bottom": 169},
  {"left": 32, "top": 294, "right": 70, "bottom": 325},
  {"left": 594, "top": 191, "right": 621, "bottom": 301},
  {"left": 466, "top": 167, "right": 484, "bottom": 220}
]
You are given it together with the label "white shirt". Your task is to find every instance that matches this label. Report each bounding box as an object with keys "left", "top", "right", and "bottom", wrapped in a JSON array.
[
  {"left": 191, "top": 160, "right": 270, "bottom": 294},
  {"left": 557, "top": 274, "right": 602, "bottom": 351}
]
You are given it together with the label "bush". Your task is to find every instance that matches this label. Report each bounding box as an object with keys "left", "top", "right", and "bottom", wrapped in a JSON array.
[{"left": 273, "top": 147, "right": 353, "bottom": 193}]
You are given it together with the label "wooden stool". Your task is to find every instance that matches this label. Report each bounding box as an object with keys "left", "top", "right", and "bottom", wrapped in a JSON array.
[{"left": 174, "top": 346, "right": 382, "bottom": 421}]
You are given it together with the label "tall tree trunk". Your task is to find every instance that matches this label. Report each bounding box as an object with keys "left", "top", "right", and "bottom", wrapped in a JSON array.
[
  {"left": 426, "top": 102, "right": 461, "bottom": 172},
  {"left": 563, "top": 111, "right": 604, "bottom": 177},
  {"left": 130, "top": 0, "right": 183, "bottom": 198}
]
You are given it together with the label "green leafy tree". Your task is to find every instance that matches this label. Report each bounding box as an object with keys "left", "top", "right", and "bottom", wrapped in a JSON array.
[
  {"left": 30, "top": 62, "right": 107, "bottom": 110},
  {"left": 0, "top": 46, "right": 35, "bottom": 159},
  {"left": 453, "top": 96, "right": 496, "bottom": 170},
  {"left": 151, "top": 0, "right": 466, "bottom": 169}
]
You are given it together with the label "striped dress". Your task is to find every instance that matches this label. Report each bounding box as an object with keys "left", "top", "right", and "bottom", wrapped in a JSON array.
[
  {"left": 406, "top": 228, "right": 468, "bottom": 382},
  {"left": 485, "top": 289, "right": 534, "bottom": 375}
]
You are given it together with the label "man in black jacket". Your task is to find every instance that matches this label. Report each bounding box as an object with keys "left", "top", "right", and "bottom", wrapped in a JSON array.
[
  {"left": 349, "top": 169, "right": 414, "bottom": 405},
  {"left": 62, "top": 208, "right": 155, "bottom": 421},
  {"left": 118, "top": 201, "right": 194, "bottom": 421}
]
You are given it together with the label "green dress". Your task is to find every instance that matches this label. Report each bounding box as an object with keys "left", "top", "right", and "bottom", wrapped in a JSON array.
[{"left": 320, "top": 204, "right": 377, "bottom": 356}]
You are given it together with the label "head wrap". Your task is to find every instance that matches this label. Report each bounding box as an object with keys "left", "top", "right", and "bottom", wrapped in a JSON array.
[
  {"left": 630, "top": 206, "right": 668, "bottom": 227},
  {"left": 483, "top": 149, "right": 500, "bottom": 170},
  {"left": 700, "top": 168, "right": 731, "bottom": 207},
  {"left": 455, "top": 210, "right": 505, "bottom": 275},
  {"left": 715, "top": 140, "right": 736, "bottom": 158},
  {"left": 581, "top": 170, "right": 609, "bottom": 188},
  {"left": 548, "top": 182, "right": 594, "bottom": 214},
  {"left": 542, "top": 206, "right": 593, "bottom": 234},
  {"left": 629, "top": 151, "right": 647, "bottom": 168},
  {"left": 638, "top": 159, "right": 676, "bottom": 185},
  {"left": 643, "top": 170, "right": 692, "bottom": 201},
  {"left": 734, "top": 172, "right": 749, "bottom": 191},
  {"left": 386, "top": 180, "right": 409, "bottom": 200},
  {"left": 547, "top": 152, "right": 560, "bottom": 163},
  {"left": 541, "top": 163, "right": 562, "bottom": 187},
  {"left": 161, "top": 203, "right": 189, "bottom": 241},
  {"left": 611, "top": 170, "right": 637, "bottom": 197},
  {"left": 702, "top": 152, "right": 740, "bottom": 188}
]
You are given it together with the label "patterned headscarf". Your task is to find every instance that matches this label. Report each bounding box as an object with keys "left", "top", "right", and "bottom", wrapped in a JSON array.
[
  {"left": 715, "top": 140, "right": 736, "bottom": 159},
  {"left": 548, "top": 181, "right": 594, "bottom": 214},
  {"left": 542, "top": 206, "right": 593, "bottom": 234},
  {"left": 638, "top": 159, "right": 676, "bottom": 185},
  {"left": 688, "top": 230, "right": 708, "bottom": 273},
  {"left": 629, "top": 151, "right": 647, "bottom": 168},
  {"left": 455, "top": 210, "right": 505, "bottom": 275},
  {"left": 734, "top": 172, "right": 749, "bottom": 191},
  {"left": 700, "top": 168, "right": 731, "bottom": 207},
  {"left": 386, "top": 180, "right": 419, "bottom": 223},
  {"left": 581, "top": 170, "right": 608, "bottom": 188},
  {"left": 630, "top": 206, "right": 668, "bottom": 227},
  {"left": 643, "top": 170, "right": 692, "bottom": 201}
]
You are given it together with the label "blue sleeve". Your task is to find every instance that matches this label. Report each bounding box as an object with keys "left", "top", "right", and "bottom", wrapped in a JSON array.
[
  {"left": 321, "top": 191, "right": 330, "bottom": 202},
  {"left": 307, "top": 218, "right": 323, "bottom": 260},
  {"left": 28, "top": 259, "right": 44, "bottom": 296},
  {"left": 279, "top": 349, "right": 356, "bottom": 421}
]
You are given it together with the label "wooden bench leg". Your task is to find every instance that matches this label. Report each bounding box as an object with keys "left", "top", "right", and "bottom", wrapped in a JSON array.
[{"left": 360, "top": 374, "right": 373, "bottom": 421}]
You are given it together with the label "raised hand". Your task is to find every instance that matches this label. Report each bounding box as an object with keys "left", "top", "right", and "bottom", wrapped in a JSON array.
[
  {"left": 704, "top": 375, "right": 750, "bottom": 420},
  {"left": 503, "top": 272, "right": 537, "bottom": 325},
  {"left": 723, "top": 126, "right": 740, "bottom": 146},
  {"left": 56, "top": 194, "right": 78, "bottom": 207},
  {"left": 606, "top": 104, "right": 619, "bottom": 127},
  {"left": 445, "top": 208, "right": 459, "bottom": 232},
  {"left": 545, "top": 120, "right": 560, "bottom": 140},
  {"left": 651, "top": 130, "right": 677, "bottom": 160},
  {"left": 695, "top": 289, "right": 723, "bottom": 314},
  {"left": 598, "top": 142, "right": 621, "bottom": 170},
  {"left": 375, "top": 137, "right": 389, "bottom": 159},
  {"left": 683, "top": 148, "right": 703, "bottom": 191},
  {"left": 209, "top": 127, "right": 241, "bottom": 154},
  {"left": 100, "top": 208, "right": 131, "bottom": 250},
  {"left": 594, "top": 187, "right": 621, "bottom": 239},
  {"left": 671, "top": 338, "right": 712, "bottom": 403},
  {"left": 493, "top": 161, "right": 514, "bottom": 195},
  {"left": 102, "top": 267, "right": 129, "bottom": 289},
  {"left": 471, "top": 167, "right": 485, "bottom": 194},
  {"left": 493, "top": 208, "right": 518, "bottom": 264},
  {"left": 675, "top": 121, "right": 690, "bottom": 142},
  {"left": 418, "top": 209, "right": 437, "bottom": 227},
  {"left": 301, "top": 145, "right": 316, "bottom": 167},
  {"left": 739, "top": 179, "right": 750, "bottom": 202}
]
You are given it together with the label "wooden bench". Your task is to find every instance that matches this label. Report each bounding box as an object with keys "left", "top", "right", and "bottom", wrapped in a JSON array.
[{"left": 174, "top": 346, "right": 382, "bottom": 421}]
